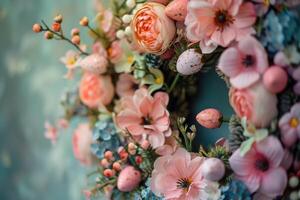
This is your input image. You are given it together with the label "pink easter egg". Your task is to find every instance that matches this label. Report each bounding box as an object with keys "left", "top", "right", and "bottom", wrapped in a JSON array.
[
  {"left": 176, "top": 49, "right": 203, "bottom": 75},
  {"left": 263, "top": 66, "right": 288, "bottom": 94},
  {"left": 196, "top": 108, "right": 223, "bottom": 129},
  {"left": 165, "top": 0, "right": 188, "bottom": 22},
  {"left": 201, "top": 158, "right": 225, "bottom": 181},
  {"left": 117, "top": 166, "right": 141, "bottom": 192}
]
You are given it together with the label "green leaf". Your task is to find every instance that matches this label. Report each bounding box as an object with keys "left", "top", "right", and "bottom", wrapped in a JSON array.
[{"left": 239, "top": 138, "right": 255, "bottom": 157}]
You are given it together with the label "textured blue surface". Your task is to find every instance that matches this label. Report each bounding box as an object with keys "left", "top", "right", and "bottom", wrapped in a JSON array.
[{"left": 0, "top": 0, "right": 233, "bottom": 199}]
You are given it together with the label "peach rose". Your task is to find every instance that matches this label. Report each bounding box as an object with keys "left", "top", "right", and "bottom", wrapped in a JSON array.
[
  {"left": 131, "top": 2, "right": 176, "bottom": 55},
  {"left": 72, "top": 123, "right": 94, "bottom": 166},
  {"left": 229, "top": 82, "right": 278, "bottom": 128},
  {"left": 79, "top": 72, "right": 114, "bottom": 108}
]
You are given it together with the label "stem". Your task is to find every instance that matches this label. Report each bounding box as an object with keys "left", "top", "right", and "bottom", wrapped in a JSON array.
[
  {"left": 168, "top": 73, "right": 180, "bottom": 93},
  {"left": 41, "top": 20, "right": 89, "bottom": 56},
  {"left": 87, "top": 25, "right": 102, "bottom": 39}
]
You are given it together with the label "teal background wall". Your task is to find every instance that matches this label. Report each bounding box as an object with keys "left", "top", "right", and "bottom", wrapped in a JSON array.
[{"left": 0, "top": 0, "right": 233, "bottom": 199}]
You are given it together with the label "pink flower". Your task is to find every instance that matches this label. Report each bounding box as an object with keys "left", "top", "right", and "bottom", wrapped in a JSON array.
[
  {"left": 279, "top": 103, "right": 300, "bottom": 147},
  {"left": 44, "top": 121, "right": 58, "bottom": 144},
  {"left": 79, "top": 73, "right": 115, "bottom": 109},
  {"left": 131, "top": 2, "right": 176, "bottom": 54},
  {"left": 96, "top": 10, "right": 117, "bottom": 41},
  {"left": 229, "top": 136, "right": 287, "bottom": 198},
  {"left": 116, "top": 88, "right": 171, "bottom": 148},
  {"left": 108, "top": 41, "right": 123, "bottom": 63},
  {"left": 185, "top": 0, "right": 256, "bottom": 48},
  {"left": 151, "top": 148, "right": 220, "bottom": 200},
  {"left": 60, "top": 50, "right": 81, "bottom": 79},
  {"left": 116, "top": 73, "right": 139, "bottom": 97},
  {"left": 72, "top": 123, "right": 94, "bottom": 166},
  {"left": 229, "top": 82, "right": 278, "bottom": 128},
  {"left": 155, "top": 136, "right": 178, "bottom": 156},
  {"left": 79, "top": 42, "right": 108, "bottom": 74},
  {"left": 218, "top": 36, "right": 268, "bottom": 89}
]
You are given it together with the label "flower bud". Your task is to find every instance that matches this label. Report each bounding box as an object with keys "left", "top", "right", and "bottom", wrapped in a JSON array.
[
  {"left": 116, "top": 30, "right": 125, "bottom": 39},
  {"left": 54, "top": 14, "right": 63, "bottom": 23},
  {"left": 201, "top": 158, "right": 225, "bottom": 181},
  {"left": 32, "top": 23, "right": 42, "bottom": 33},
  {"left": 52, "top": 22, "right": 61, "bottom": 32},
  {"left": 126, "top": 0, "right": 136, "bottom": 8},
  {"left": 124, "top": 26, "right": 132, "bottom": 36},
  {"left": 122, "top": 15, "right": 132, "bottom": 24},
  {"left": 141, "top": 140, "right": 150, "bottom": 150},
  {"left": 112, "top": 162, "right": 122, "bottom": 171},
  {"left": 103, "top": 169, "right": 114, "bottom": 178},
  {"left": 196, "top": 108, "right": 223, "bottom": 129},
  {"left": 71, "top": 35, "right": 81, "bottom": 45},
  {"left": 104, "top": 151, "right": 113, "bottom": 160},
  {"left": 71, "top": 28, "right": 80, "bottom": 36},
  {"left": 80, "top": 16, "right": 89, "bottom": 26},
  {"left": 135, "top": 156, "right": 143, "bottom": 164},
  {"left": 44, "top": 31, "right": 54, "bottom": 39},
  {"left": 100, "top": 158, "right": 110, "bottom": 168}
]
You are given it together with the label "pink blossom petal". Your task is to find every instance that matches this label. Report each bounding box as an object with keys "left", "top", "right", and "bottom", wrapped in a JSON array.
[
  {"left": 234, "top": 3, "right": 256, "bottom": 29},
  {"left": 237, "top": 173, "right": 260, "bottom": 193},
  {"left": 293, "top": 68, "right": 300, "bottom": 80},
  {"left": 221, "top": 27, "right": 237, "bottom": 47},
  {"left": 279, "top": 113, "right": 292, "bottom": 126},
  {"left": 150, "top": 100, "right": 165, "bottom": 120},
  {"left": 117, "top": 110, "right": 142, "bottom": 128},
  {"left": 229, "top": 148, "right": 256, "bottom": 176},
  {"left": 230, "top": 70, "right": 260, "bottom": 89},
  {"left": 139, "top": 97, "right": 152, "bottom": 116},
  {"left": 127, "top": 124, "right": 145, "bottom": 136},
  {"left": 259, "top": 168, "right": 287, "bottom": 197},
  {"left": 218, "top": 47, "right": 242, "bottom": 77},
  {"left": 255, "top": 136, "right": 284, "bottom": 167},
  {"left": 228, "top": 0, "right": 243, "bottom": 15},
  {"left": 148, "top": 133, "right": 165, "bottom": 148},
  {"left": 291, "top": 103, "right": 300, "bottom": 117},
  {"left": 154, "top": 92, "right": 169, "bottom": 106},
  {"left": 281, "top": 128, "right": 298, "bottom": 147},
  {"left": 211, "top": 0, "right": 232, "bottom": 10}
]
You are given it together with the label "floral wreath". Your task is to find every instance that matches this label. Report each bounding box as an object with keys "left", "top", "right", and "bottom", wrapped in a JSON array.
[{"left": 33, "top": 0, "right": 300, "bottom": 199}]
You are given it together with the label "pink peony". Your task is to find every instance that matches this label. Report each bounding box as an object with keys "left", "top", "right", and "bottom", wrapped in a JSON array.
[
  {"left": 151, "top": 148, "right": 220, "bottom": 200},
  {"left": 218, "top": 36, "right": 268, "bottom": 89},
  {"left": 279, "top": 103, "right": 300, "bottom": 147},
  {"left": 79, "top": 72, "right": 115, "bottom": 109},
  {"left": 229, "top": 82, "right": 277, "bottom": 128},
  {"left": 229, "top": 136, "right": 287, "bottom": 198},
  {"left": 72, "top": 123, "right": 94, "bottom": 166},
  {"left": 131, "top": 2, "right": 176, "bottom": 54},
  {"left": 185, "top": 0, "right": 256, "bottom": 48},
  {"left": 116, "top": 88, "right": 171, "bottom": 148},
  {"left": 116, "top": 74, "right": 139, "bottom": 98}
]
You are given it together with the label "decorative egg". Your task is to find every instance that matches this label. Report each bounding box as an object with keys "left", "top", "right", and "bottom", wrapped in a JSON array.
[
  {"left": 117, "top": 166, "right": 141, "bottom": 192},
  {"left": 196, "top": 108, "right": 223, "bottom": 129},
  {"left": 176, "top": 49, "right": 203, "bottom": 75},
  {"left": 201, "top": 158, "right": 225, "bottom": 181},
  {"left": 165, "top": 0, "right": 188, "bottom": 22},
  {"left": 263, "top": 66, "right": 288, "bottom": 94}
]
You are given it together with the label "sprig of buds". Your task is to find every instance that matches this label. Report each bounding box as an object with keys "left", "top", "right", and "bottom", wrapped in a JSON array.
[
  {"left": 32, "top": 14, "right": 88, "bottom": 56},
  {"left": 177, "top": 117, "right": 196, "bottom": 152}
]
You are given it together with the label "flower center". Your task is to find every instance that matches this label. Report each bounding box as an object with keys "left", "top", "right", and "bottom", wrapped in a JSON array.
[
  {"left": 214, "top": 10, "right": 234, "bottom": 31},
  {"left": 177, "top": 178, "right": 192, "bottom": 191},
  {"left": 143, "top": 116, "right": 152, "bottom": 125},
  {"left": 255, "top": 158, "right": 269, "bottom": 172},
  {"left": 242, "top": 55, "right": 255, "bottom": 67},
  {"left": 67, "top": 57, "right": 77, "bottom": 65},
  {"left": 290, "top": 117, "right": 299, "bottom": 128}
]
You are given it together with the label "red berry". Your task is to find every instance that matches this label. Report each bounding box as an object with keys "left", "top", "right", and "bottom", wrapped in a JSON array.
[{"left": 135, "top": 156, "right": 143, "bottom": 165}]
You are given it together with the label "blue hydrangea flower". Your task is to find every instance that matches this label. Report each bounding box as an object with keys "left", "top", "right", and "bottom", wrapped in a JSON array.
[
  {"left": 219, "top": 180, "right": 252, "bottom": 200},
  {"left": 140, "top": 179, "right": 164, "bottom": 200},
  {"left": 260, "top": 9, "right": 300, "bottom": 54},
  {"left": 90, "top": 119, "right": 121, "bottom": 159}
]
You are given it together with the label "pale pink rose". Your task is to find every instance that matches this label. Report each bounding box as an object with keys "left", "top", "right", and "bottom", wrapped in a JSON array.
[
  {"left": 79, "top": 72, "right": 115, "bottom": 109},
  {"left": 185, "top": 0, "right": 256, "bottom": 48},
  {"left": 151, "top": 148, "right": 220, "bottom": 200},
  {"left": 108, "top": 41, "right": 123, "bottom": 64},
  {"left": 217, "top": 36, "right": 268, "bottom": 89},
  {"left": 44, "top": 121, "right": 58, "bottom": 144},
  {"left": 131, "top": 2, "right": 176, "bottom": 55},
  {"left": 116, "top": 88, "right": 171, "bottom": 148},
  {"left": 229, "top": 82, "right": 278, "bottom": 128},
  {"left": 72, "top": 123, "right": 94, "bottom": 166},
  {"left": 79, "top": 42, "right": 108, "bottom": 74},
  {"left": 116, "top": 74, "right": 139, "bottom": 97},
  {"left": 229, "top": 136, "right": 287, "bottom": 198}
]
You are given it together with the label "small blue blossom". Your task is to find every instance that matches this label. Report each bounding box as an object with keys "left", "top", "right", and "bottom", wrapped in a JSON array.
[
  {"left": 90, "top": 119, "right": 121, "bottom": 159},
  {"left": 219, "top": 180, "right": 252, "bottom": 200},
  {"left": 260, "top": 9, "right": 300, "bottom": 54}
]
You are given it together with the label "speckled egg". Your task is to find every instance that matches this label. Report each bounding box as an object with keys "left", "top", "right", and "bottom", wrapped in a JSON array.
[
  {"left": 201, "top": 158, "right": 225, "bottom": 182},
  {"left": 176, "top": 49, "right": 203, "bottom": 75},
  {"left": 117, "top": 166, "right": 141, "bottom": 192},
  {"left": 263, "top": 65, "right": 288, "bottom": 94},
  {"left": 165, "top": 0, "right": 188, "bottom": 22}
]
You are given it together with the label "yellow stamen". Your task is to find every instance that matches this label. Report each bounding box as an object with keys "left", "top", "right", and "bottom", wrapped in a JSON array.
[
  {"left": 264, "top": 0, "right": 270, "bottom": 6},
  {"left": 67, "top": 57, "right": 76, "bottom": 65},
  {"left": 290, "top": 118, "right": 299, "bottom": 128},
  {"left": 155, "top": 77, "right": 163, "bottom": 84},
  {"left": 127, "top": 56, "right": 134, "bottom": 64}
]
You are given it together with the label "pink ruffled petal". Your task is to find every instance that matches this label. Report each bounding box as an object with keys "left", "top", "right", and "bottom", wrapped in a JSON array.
[
  {"left": 255, "top": 136, "right": 284, "bottom": 167},
  {"left": 139, "top": 97, "right": 152, "bottom": 116},
  {"left": 229, "top": 148, "right": 256, "bottom": 176},
  {"left": 291, "top": 103, "right": 300, "bottom": 117},
  {"left": 221, "top": 27, "right": 237, "bottom": 47},
  {"left": 234, "top": 2, "right": 256, "bottom": 28},
  {"left": 127, "top": 124, "right": 145, "bottom": 136},
  {"left": 281, "top": 128, "right": 298, "bottom": 148},
  {"left": 148, "top": 132, "right": 165, "bottom": 148},
  {"left": 279, "top": 113, "right": 292, "bottom": 127},
  {"left": 259, "top": 168, "right": 287, "bottom": 197},
  {"left": 218, "top": 47, "right": 242, "bottom": 77},
  {"left": 154, "top": 92, "right": 169, "bottom": 106},
  {"left": 211, "top": 0, "right": 232, "bottom": 10},
  {"left": 230, "top": 70, "right": 260, "bottom": 89},
  {"left": 237, "top": 173, "right": 260, "bottom": 193}
]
